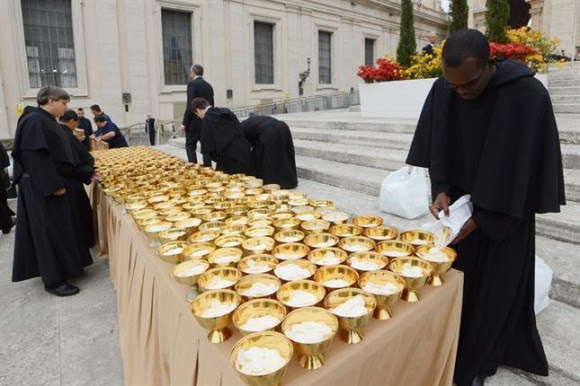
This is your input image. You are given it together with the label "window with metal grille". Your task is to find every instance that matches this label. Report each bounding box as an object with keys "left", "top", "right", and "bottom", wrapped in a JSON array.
[
  {"left": 161, "top": 9, "right": 193, "bottom": 85},
  {"left": 365, "top": 38, "right": 375, "bottom": 66},
  {"left": 319, "top": 31, "right": 332, "bottom": 84},
  {"left": 21, "top": 0, "right": 77, "bottom": 88},
  {"left": 254, "top": 22, "right": 274, "bottom": 84}
]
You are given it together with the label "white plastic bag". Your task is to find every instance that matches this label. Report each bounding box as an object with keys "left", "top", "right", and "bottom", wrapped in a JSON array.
[
  {"left": 535, "top": 255, "right": 552, "bottom": 315},
  {"left": 379, "top": 166, "right": 429, "bottom": 219}
]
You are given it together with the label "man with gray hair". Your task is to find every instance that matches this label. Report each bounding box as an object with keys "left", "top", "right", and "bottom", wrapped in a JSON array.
[
  {"left": 181, "top": 64, "right": 214, "bottom": 166},
  {"left": 11, "top": 86, "right": 93, "bottom": 297},
  {"left": 422, "top": 32, "right": 438, "bottom": 56}
]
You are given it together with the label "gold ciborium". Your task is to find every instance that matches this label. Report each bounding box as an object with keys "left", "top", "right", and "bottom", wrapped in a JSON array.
[
  {"left": 321, "top": 211, "right": 349, "bottom": 225},
  {"left": 295, "top": 211, "right": 322, "bottom": 222},
  {"left": 358, "top": 270, "right": 405, "bottom": 320},
  {"left": 198, "top": 267, "right": 242, "bottom": 292},
  {"left": 273, "top": 230, "right": 305, "bottom": 244},
  {"left": 215, "top": 234, "right": 246, "bottom": 249},
  {"left": 308, "top": 247, "right": 348, "bottom": 267},
  {"left": 191, "top": 289, "right": 241, "bottom": 343},
  {"left": 414, "top": 245, "right": 457, "bottom": 286},
  {"left": 242, "top": 237, "right": 276, "bottom": 255},
  {"left": 324, "top": 288, "right": 376, "bottom": 344},
  {"left": 144, "top": 221, "right": 172, "bottom": 246},
  {"left": 272, "top": 243, "right": 310, "bottom": 261},
  {"left": 221, "top": 224, "right": 246, "bottom": 236},
  {"left": 376, "top": 240, "right": 415, "bottom": 259},
  {"left": 171, "top": 259, "right": 210, "bottom": 302},
  {"left": 352, "top": 215, "right": 383, "bottom": 228},
  {"left": 187, "top": 230, "right": 220, "bottom": 244},
  {"left": 281, "top": 307, "right": 338, "bottom": 370},
  {"left": 400, "top": 229, "right": 435, "bottom": 247},
  {"left": 244, "top": 225, "right": 275, "bottom": 238},
  {"left": 158, "top": 227, "right": 188, "bottom": 244},
  {"left": 198, "top": 221, "right": 225, "bottom": 233},
  {"left": 272, "top": 217, "right": 301, "bottom": 232},
  {"left": 174, "top": 217, "right": 201, "bottom": 236},
  {"left": 314, "top": 265, "right": 359, "bottom": 290},
  {"left": 347, "top": 251, "right": 389, "bottom": 273},
  {"left": 235, "top": 274, "right": 281, "bottom": 301},
  {"left": 207, "top": 247, "right": 243, "bottom": 268},
  {"left": 231, "top": 331, "right": 293, "bottom": 386},
  {"left": 329, "top": 224, "right": 363, "bottom": 238},
  {"left": 304, "top": 233, "right": 339, "bottom": 249},
  {"left": 157, "top": 241, "right": 189, "bottom": 264},
  {"left": 274, "top": 259, "right": 317, "bottom": 282},
  {"left": 183, "top": 242, "right": 216, "bottom": 261},
  {"left": 233, "top": 298, "right": 287, "bottom": 335},
  {"left": 276, "top": 279, "right": 325, "bottom": 309},
  {"left": 301, "top": 219, "right": 331, "bottom": 235},
  {"left": 238, "top": 254, "right": 279, "bottom": 275},
  {"left": 363, "top": 226, "right": 399, "bottom": 242},
  {"left": 338, "top": 236, "right": 376, "bottom": 253},
  {"left": 388, "top": 257, "right": 433, "bottom": 302}
]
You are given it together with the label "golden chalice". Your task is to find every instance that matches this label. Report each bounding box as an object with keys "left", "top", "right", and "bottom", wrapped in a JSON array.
[
  {"left": 322, "top": 211, "right": 349, "bottom": 225},
  {"left": 308, "top": 247, "right": 348, "bottom": 267},
  {"left": 182, "top": 242, "right": 216, "bottom": 261},
  {"left": 304, "top": 233, "right": 339, "bottom": 249},
  {"left": 198, "top": 267, "right": 242, "bottom": 292},
  {"left": 329, "top": 224, "right": 363, "bottom": 237},
  {"left": 158, "top": 227, "right": 188, "bottom": 244},
  {"left": 272, "top": 243, "right": 310, "bottom": 261},
  {"left": 242, "top": 237, "right": 276, "bottom": 255},
  {"left": 238, "top": 254, "right": 279, "bottom": 275},
  {"left": 273, "top": 230, "right": 305, "bottom": 244},
  {"left": 157, "top": 241, "right": 189, "bottom": 264},
  {"left": 231, "top": 331, "right": 293, "bottom": 386},
  {"left": 272, "top": 217, "right": 301, "bottom": 232},
  {"left": 276, "top": 279, "right": 325, "bottom": 309},
  {"left": 171, "top": 259, "right": 210, "bottom": 302},
  {"left": 414, "top": 245, "right": 457, "bottom": 286},
  {"left": 388, "top": 257, "right": 433, "bottom": 302},
  {"left": 376, "top": 240, "right": 415, "bottom": 259},
  {"left": 347, "top": 251, "right": 389, "bottom": 273},
  {"left": 338, "top": 236, "right": 376, "bottom": 253},
  {"left": 192, "top": 289, "right": 241, "bottom": 343},
  {"left": 281, "top": 307, "right": 338, "bottom": 370},
  {"left": 301, "top": 219, "right": 331, "bottom": 235},
  {"left": 358, "top": 270, "right": 405, "bottom": 320},
  {"left": 233, "top": 298, "right": 287, "bottom": 335},
  {"left": 314, "top": 265, "right": 359, "bottom": 290},
  {"left": 295, "top": 211, "right": 322, "bottom": 222},
  {"left": 187, "top": 230, "right": 220, "bottom": 244},
  {"left": 324, "top": 288, "right": 376, "bottom": 344},
  {"left": 400, "top": 229, "right": 435, "bottom": 247},
  {"left": 363, "top": 226, "right": 399, "bottom": 242},
  {"left": 245, "top": 225, "right": 275, "bottom": 238},
  {"left": 207, "top": 247, "right": 244, "bottom": 268},
  {"left": 352, "top": 215, "right": 383, "bottom": 228},
  {"left": 198, "top": 221, "right": 225, "bottom": 233},
  {"left": 273, "top": 259, "right": 317, "bottom": 282},
  {"left": 221, "top": 224, "right": 246, "bottom": 236},
  {"left": 215, "top": 234, "right": 246, "bottom": 249},
  {"left": 174, "top": 217, "right": 202, "bottom": 236},
  {"left": 235, "top": 274, "right": 281, "bottom": 301}
]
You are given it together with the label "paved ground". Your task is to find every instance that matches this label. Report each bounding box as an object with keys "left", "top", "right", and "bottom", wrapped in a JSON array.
[{"left": 0, "top": 150, "right": 572, "bottom": 385}]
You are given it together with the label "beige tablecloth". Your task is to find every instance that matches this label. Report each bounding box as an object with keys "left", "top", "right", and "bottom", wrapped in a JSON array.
[{"left": 91, "top": 184, "right": 464, "bottom": 386}]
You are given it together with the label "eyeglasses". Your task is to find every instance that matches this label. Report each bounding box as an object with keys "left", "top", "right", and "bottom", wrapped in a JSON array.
[{"left": 445, "top": 65, "right": 489, "bottom": 92}]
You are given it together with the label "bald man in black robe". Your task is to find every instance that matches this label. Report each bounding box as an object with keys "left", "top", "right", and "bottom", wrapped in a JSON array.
[
  {"left": 406, "top": 30, "right": 565, "bottom": 386},
  {"left": 192, "top": 97, "right": 254, "bottom": 175},
  {"left": 240, "top": 116, "right": 297, "bottom": 189}
]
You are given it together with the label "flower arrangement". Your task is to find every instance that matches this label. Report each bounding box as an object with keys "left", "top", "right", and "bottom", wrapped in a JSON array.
[
  {"left": 357, "top": 57, "right": 406, "bottom": 83},
  {"left": 403, "top": 44, "right": 444, "bottom": 80},
  {"left": 357, "top": 28, "right": 562, "bottom": 82}
]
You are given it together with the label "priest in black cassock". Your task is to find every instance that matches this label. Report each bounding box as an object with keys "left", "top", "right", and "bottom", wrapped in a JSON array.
[
  {"left": 191, "top": 97, "right": 254, "bottom": 175},
  {"left": 60, "top": 109, "right": 98, "bottom": 251},
  {"left": 406, "top": 30, "right": 565, "bottom": 386},
  {"left": 240, "top": 115, "right": 298, "bottom": 189},
  {"left": 12, "top": 87, "right": 94, "bottom": 297}
]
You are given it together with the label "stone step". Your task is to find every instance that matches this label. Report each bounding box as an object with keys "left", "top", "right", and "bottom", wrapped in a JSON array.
[
  {"left": 297, "top": 178, "right": 579, "bottom": 309},
  {"left": 552, "top": 94, "right": 580, "bottom": 104},
  {"left": 549, "top": 79, "right": 580, "bottom": 88},
  {"left": 280, "top": 115, "right": 418, "bottom": 134},
  {"left": 549, "top": 86, "right": 580, "bottom": 96},
  {"left": 295, "top": 155, "right": 580, "bottom": 245},
  {"left": 293, "top": 140, "right": 580, "bottom": 201},
  {"left": 554, "top": 104, "right": 580, "bottom": 114}
]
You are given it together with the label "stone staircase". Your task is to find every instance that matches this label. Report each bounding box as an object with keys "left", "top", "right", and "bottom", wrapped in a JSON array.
[{"left": 549, "top": 62, "right": 580, "bottom": 114}]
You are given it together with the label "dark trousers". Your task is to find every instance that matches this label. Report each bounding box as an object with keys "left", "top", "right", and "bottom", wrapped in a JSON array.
[
  {"left": 185, "top": 130, "right": 211, "bottom": 166},
  {"left": 148, "top": 127, "right": 156, "bottom": 146}
]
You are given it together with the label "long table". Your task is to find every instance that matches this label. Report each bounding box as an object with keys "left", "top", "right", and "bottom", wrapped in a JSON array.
[{"left": 90, "top": 183, "right": 463, "bottom": 386}]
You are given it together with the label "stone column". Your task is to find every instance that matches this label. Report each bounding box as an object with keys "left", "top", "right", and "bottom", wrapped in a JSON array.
[{"left": 527, "top": 0, "right": 545, "bottom": 32}]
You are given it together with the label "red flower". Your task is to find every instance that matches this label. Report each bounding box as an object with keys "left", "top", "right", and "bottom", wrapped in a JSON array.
[
  {"left": 489, "top": 42, "right": 540, "bottom": 63},
  {"left": 357, "top": 58, "right": 406, "bottom": 83}
]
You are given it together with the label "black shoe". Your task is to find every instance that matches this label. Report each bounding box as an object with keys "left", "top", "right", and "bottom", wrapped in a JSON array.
[
  {"left": 45, "top": 282, "right": 80, "bottom": 297},
  {"left": 2, "top": 219, "right": 15, "bottom": 234},
  {"left": 471, "top": 375, "right": 485, "bottom": 386}
]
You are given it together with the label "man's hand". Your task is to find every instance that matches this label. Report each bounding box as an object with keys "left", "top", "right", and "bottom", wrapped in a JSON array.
[
  {"left": 54, "top": 188, "right": 66, "bottom": 196},
  {"left": 90, "top": 173, "right": 102, "bottom": 182},
  {"left": 451, "top": 218, "right": 477, "bottom": 245},
  {"left": 180, "top": 125, "right": 186, "bottom": 131},
  {"left": 430, "top": 192, "right": 450, "bottom": 219}
]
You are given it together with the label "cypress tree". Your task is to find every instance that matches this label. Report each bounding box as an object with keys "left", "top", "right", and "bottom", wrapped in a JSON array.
[
  {"left": 397, "top": 0, "right": 416, "bottom": 67},
  {"left": 486, "top": 0, "right": 510, "bottom": 43},
  {"left": 449, "top": 0, "right": 469, "bottom": 35}
]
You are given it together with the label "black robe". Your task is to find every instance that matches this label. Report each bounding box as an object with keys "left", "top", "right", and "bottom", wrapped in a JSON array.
[
  {"left": 200, "top": 107, "right": 254, "bottom": 175},
  {"left": 0, "top": 142, "right": 15, "bottom": 231},
  {"left": 406, "top": 60, "right": 565, "bottom": 385},
  {"left": 240, "top": 116, "right": 298, "bottom": 189},
  {"left": 12, "top": 107, "right": 92, "bottom": 287},
  {"left": 61, "top": 124, "right": 96, "bottom": 250}
]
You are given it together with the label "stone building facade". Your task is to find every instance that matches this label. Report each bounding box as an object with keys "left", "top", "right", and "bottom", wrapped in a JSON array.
[{"left": 0, "top": 0, "right": 448, "bottom": 139}]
